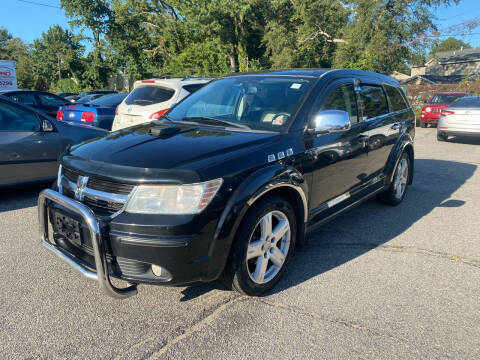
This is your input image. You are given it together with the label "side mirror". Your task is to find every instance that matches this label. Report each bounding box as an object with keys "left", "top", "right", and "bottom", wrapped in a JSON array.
[
  {"left": 311, "top": 110, "right": 351, "bottom": 134},
  {"left": 42, "top": 119, "right": 54, "bottom": 132}
]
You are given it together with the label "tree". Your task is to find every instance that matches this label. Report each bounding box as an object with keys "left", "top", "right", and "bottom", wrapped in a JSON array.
[
  {"left": 60, "top": 0, "right": 112, "bottom": 87},
  {"left": 334, "top": 0, "right": 460, "bottom": 74},
  {"left": 31, "top": 25, "right": 84, "bottom": 90},
  {"left": 430, "top": 37, "right": 471, "bottom": 55},
  {"left": 263, "top": 0, "right": 347, "bottom": 69}
]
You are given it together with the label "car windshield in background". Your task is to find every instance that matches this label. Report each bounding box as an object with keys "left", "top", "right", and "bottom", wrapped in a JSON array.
[
  {"left": 450, "top": 96, "right": 480, "bottom": 108},
  {"left": 89, "top": 93, "right": 128, "bottom": 107},
  {"left": 125, "top": 86, "right": 175, "bottom": 106},
  {"left": 431, "top": 94, "right": 465, "bottom": 104},
  {"left": 166, "top": 76, "right": 314, "bottom": 132}
]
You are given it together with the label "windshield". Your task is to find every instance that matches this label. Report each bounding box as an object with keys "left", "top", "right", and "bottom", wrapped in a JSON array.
[
  {"left": 89, "top": 93, "right": 128, "bottom": 107},
  {"left": 166, "top": 76, "right": 314, "bottom": 131},
  {"left": 431, "top": 94, "right": 465, "bottom": 104},
  {"left": 450, "top": 96, "right": 480, "bottom": 108}
]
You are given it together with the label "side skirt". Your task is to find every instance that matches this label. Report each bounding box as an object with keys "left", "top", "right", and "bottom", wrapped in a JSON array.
[{"left": 306, "top": 184, "right": 386, "bottom": 234}]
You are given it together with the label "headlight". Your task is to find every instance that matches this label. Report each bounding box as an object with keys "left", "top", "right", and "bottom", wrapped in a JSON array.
[
  {"left": 125, "top": 178, "right": 223, "bottom": 214},
  {"left": 425, "top": 107, "right": 431, "bottom": 113}
]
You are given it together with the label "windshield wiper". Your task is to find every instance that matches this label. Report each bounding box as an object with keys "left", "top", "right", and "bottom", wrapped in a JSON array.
[{"left": 181, "top": 116, "right": 250, "bottom": 130}]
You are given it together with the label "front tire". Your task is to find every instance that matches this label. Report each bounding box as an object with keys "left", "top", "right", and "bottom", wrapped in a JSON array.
[
  {"left": 420, "top": 122, "right": 427, "bottom": 128},
  {"left": 223, "top": 197, "right": 297, "bottom": 296},
  {"left": 378, "top": 153, "right": 410, "bottom": 206}
]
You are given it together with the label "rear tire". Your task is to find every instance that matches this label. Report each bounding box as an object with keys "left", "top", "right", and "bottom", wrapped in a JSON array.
[
  {"left": 437, "top": 132, "right": 448, "bottom": 142},
  {"left": 222, "top": 197, "right": 297, "bottom": 296},
  {"left": 378, "top": 153, "right": 410, "bottom": 206}
]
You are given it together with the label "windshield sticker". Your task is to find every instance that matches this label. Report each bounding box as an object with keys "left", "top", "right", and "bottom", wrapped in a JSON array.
[{"left": 290, "top": 83, "right": 302, "bottom": 89}]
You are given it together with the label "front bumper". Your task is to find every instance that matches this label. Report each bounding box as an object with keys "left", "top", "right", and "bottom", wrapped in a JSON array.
[
  {"left": 38, "top": 189, "right": 137, "bottom": 299},
  {"left": 38, "top": 189, "right": 227, "bottom": 298}
]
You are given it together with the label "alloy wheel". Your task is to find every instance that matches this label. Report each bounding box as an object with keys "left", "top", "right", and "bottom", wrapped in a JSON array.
[
  {"left": 393, "top": 158, "right": 408, "bottom": 199},
  {"left": 246, "top": 210, "right": 291, "bottom": 284}
]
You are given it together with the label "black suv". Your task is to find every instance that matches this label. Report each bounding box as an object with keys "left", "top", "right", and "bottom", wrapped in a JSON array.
[{"left": 38, "top": 69, "right": 414, "bottom": 298}]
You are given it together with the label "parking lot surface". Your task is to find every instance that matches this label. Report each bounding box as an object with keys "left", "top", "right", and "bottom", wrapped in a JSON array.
[{"left": 1, "top": 128, "right": 479, "bottom": 359}]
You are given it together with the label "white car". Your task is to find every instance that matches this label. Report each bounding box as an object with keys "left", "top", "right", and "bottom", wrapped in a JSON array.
[
  {"left": 438, "top": 96, "right": 480, "bottom": 141},
  {"left": 112, "top": 78, "right": 210, "bottom": 131}
]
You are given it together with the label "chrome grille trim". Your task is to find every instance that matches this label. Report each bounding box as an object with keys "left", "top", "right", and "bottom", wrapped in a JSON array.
[{"left": 62, "top": 178, "right": 129, "bottom": 204}]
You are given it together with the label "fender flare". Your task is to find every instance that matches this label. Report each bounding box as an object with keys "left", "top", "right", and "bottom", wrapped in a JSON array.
[
  {"left": 385, "top": 133, "right": 414, "bottom": 185},
  {"left": 205, "top": 165, "right": 308, "bottom": 280}
]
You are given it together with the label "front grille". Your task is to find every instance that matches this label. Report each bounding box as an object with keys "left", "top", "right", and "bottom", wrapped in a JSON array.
[
  {"left": 432, "top": 108, "right": 442, "bottom": 114},
  {"left": 63, "top": 167, "right": 134, "bottom": 195},
  {"left": 61, "top": 166, "right": 133, "bottom": 216}
]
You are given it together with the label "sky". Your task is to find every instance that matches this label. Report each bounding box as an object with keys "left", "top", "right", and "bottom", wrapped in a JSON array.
[{"left": 2, "top": 0, "right": 480, "bottom": 50}]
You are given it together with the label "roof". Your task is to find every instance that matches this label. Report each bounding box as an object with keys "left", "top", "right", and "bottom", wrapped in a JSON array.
[
  {"left": 400, "top": 74, "right": 466, "bottom": 85},
  {"left": 428, "top": 46, "right": 480, "bottom": 65},
  {"left": 225, "top": 68, "right": 398, "bottom": 84}
]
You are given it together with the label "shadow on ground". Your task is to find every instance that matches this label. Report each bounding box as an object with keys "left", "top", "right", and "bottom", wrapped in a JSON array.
[
  {"left": 0, "top": 181, "right": 51, "bottom": 213},
  {"left": 448, "top": 136, "right": 480, "bottom": 145},
  {"left": 269, "top": 158, "right": 476, "bottom": 294}
]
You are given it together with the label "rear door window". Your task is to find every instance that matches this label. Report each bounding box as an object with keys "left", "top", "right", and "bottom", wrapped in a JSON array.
[
  {"left": 0, "top": 100, "right": 41, "bottom": 132},
  {"left": 384, "top": 85, "right": 409, "bottom": 111},
  {"left": 359, "top": 85, "right": 389, "bottom": 119},
  {"left": 125, "top": 86, "right": 175, "bottom": 106},
  {"left": 9, "top": 92, "right": 37, "bottom": 106}
]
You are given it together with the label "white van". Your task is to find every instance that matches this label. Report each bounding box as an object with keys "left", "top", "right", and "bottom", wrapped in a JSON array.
[{"left": 112, "top": 78, "right": 210, "bottom": 131}]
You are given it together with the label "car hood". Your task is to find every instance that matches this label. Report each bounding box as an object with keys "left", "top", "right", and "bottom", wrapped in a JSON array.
[{"left": 64, "top": 122, "right": 281, "bottom": 180}]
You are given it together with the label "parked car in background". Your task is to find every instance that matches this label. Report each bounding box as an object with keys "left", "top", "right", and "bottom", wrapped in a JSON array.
[
  {"left": 112, "top": 77, "right": 210, "bottom": 131},
  {"left": 67, "top": 90, "right": 117, "bottom": 103},
  {"left": 0, "top": 90, "right": 69, "bottom": 117},
  {"left": 420, "top": 92, "right": 467, "bottom": 127},
  {"left": 57, "top": 93, "right": 128, "bottom": 130},
  {"left": 437, "top": 96, "right": 480, "bottom": 141},
  {"left": 0, "top": 96, "right": 107, "bottom": 187},
  {"left": 56, "top": 92, "right": 77, "bottom": 98},
  {"left": 73, "top": 93, "right": 108, "bottom": 104},
  {"left": 38, "top": 69, "right": 415, "bottom": 299}
]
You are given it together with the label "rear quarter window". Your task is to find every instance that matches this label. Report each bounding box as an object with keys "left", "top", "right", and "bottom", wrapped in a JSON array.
[
  {"left": 125, "top": 86, "right": 175, "bottom": 106},
  {"left": 384, "top": 85, "right": 409, "bottom": 111}
]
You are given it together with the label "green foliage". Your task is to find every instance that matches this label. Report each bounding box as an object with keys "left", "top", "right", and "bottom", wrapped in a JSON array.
[
  {"left": 0, "top": 0, "right": 468, "bottom": 92},
  {"left": 430, "top": 37, "right": 471, "bottom": 55},
  {"left": 52, "top": 78, "right": 82, "bottom": 93}
]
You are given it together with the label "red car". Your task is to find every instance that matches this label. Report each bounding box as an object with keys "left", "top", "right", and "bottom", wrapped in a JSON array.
[{"left": 420, "top": 92, "right": 468, "bottom": 127}]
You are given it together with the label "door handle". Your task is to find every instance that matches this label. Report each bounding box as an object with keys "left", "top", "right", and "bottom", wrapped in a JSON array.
[{"left": 391, "top": 123, "right": 401, "bottom": 130}]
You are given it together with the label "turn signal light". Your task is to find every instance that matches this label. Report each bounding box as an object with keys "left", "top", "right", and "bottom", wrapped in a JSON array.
[
  {"left": 149, "top": 109, "right": 169, "bottom": 119},
  {"left": 56, "top": 110, "right": 64, "bottom": 121},
  {"left": 81, "top": 111, "right": 95, "bottom": 123},
  {"left": 440, "top": 110, "right": 455, "bottom": 117}
]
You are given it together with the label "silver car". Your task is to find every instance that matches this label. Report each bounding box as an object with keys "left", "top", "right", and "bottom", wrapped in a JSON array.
[{"left": 438, "top": 96, "right": 480, "bottom": 141}]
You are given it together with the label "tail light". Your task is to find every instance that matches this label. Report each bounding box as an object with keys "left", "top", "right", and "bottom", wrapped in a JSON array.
[
  {"left": 115, "top": 105, "right": 119, "bottom": 115},
  {"left": 441, "top": 110, "right": 455, "bottom": 117},
  {"left": 81, "top": 111, "right": 95, "bottom": 123},
  {"left": 142, "top": 79, "right": 155, "bottom": 83},
  {"left": 56, "top": 110, "right": 64, "bottom": 121},
  {"left": 149, "top": 109, "right": 169, "bottom": 119}
]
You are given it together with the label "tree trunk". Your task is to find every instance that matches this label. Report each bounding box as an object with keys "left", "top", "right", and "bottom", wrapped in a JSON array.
[{"left": 228, "top": 46, "right": 239, "bottom": 73}]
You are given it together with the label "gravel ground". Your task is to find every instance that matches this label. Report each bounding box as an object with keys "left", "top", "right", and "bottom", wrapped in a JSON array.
[{"left": 1, "top": 127, "right": 479, "bottom": 359}]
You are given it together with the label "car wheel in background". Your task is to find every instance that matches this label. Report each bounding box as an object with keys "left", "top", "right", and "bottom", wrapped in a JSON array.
[
  {"left": 420, "top": 122, "right": 427, "bottom": 128},
  {"left": 437, "top": 132, "right": 448, "bottom": 142},
  {"left": 223, "top": 197, "right": 297, "bottom": 296},
  {"left": 378, "top": 152, "right": 410, "bottom": 206}
]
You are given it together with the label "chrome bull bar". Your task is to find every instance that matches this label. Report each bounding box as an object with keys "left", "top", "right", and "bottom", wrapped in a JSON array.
[{"left": 38, "top": 189, "right": 137, "bottom": 299}]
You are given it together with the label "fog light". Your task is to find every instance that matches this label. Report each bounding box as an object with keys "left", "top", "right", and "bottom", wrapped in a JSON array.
[{"left": 151, "top": 264, "right": 163, "bottom": 277}]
